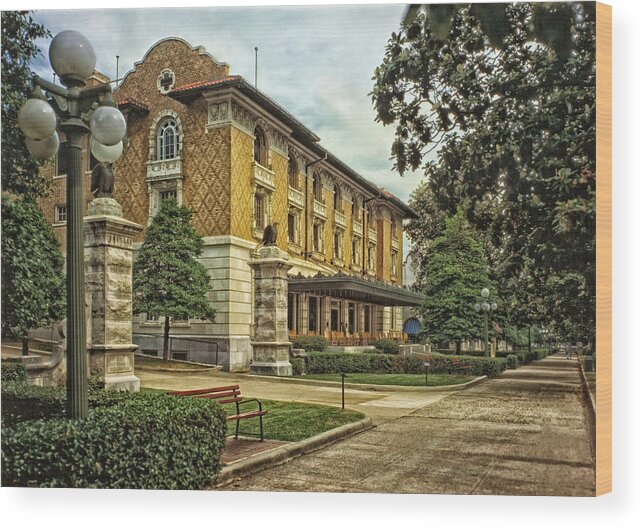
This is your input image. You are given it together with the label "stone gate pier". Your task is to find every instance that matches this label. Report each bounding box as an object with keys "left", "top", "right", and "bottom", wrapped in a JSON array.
[
  {"left": 249, "top": 245, "right": 293, "bottom": 376},
  {"left": 84, "top": 197, "right": 142, "bottom": 390}
]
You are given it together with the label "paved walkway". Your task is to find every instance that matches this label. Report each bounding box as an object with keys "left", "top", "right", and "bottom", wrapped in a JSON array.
[
  {"left": 137, "top": 369, "right": 454, "bottom": 425},
  {"left": 220, "top": 354, "right": 596, "bottom": 495}
]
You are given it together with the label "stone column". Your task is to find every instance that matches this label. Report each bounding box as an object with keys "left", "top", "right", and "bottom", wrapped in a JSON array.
[
  {"left": 249, "top": 245, "right": 293, "bottom": 376},
  {"left": 84, "top": 197, "right": 143, "bottom": 391}
]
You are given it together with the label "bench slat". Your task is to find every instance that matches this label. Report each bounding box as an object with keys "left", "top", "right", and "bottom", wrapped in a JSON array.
[
  {"left": 194, "top": 390, "right": 240, "bottom": 400},
  {"left": 168, "top": 384, "right": 240, "bottom": 397},
  {"left": 227, "top": 410, "right": 268, "bottom": 421}
]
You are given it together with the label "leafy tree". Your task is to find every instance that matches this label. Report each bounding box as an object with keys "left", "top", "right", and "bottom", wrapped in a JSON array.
[
  {"left": 133, "top": 200, "right": 216, "bottom": 359},
  {"left": 418, "top": 211, "right": 490, "bottom": 353},
  {"left": 373, "top": 2, "right": 596, "bottom": 347},
  {"left": 1, "top": 11, "right": 50, "bottom": 198},
  {"left": 1, "top": 195, "right": 65, "bottom": 355}
]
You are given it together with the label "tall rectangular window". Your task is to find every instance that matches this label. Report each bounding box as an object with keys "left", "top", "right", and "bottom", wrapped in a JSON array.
[
  {"left": 254, "top": 193, "right": 265, "bottom": 230},
  {"left": 55, "top": 205, "right": 67, "bottom": 224},
  {"left": 391, "top": 250, "right": 398, "bottom": 280},
  {"left": 288, "top": 212, "right": 296, "bottom": 243},
  {"left": 352, "top": 238, "right": 360, "bottom": 265},
  {"left": 334, "top": 229, "right": 344, "bottom": 259},
  {"left": 313, "top": 222, "right": 323, "bottom": 252},
  {"left": 308, "top": 296, "right": 319, "bottom": 333}
]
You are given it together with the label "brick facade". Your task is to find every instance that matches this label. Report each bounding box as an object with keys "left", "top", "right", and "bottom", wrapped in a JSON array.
[{"left": 38, "top": 37, "right": 416, "bottom": 370}]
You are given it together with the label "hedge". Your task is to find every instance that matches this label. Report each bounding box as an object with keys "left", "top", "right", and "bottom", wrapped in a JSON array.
[
  {"left": 373, "top": 339, "right": 399, "bottom": 355},
  {"left": 305, "top": 352, "right": 505, "bottom": 377},
  {"left": 2, "top": 391, "right": 227, "bottom": 489},
  {"left": 1, "top": 363, "right": 27, "bottom": 383},
  {"left": 1, "top": 377, "right": 130, "bottom": 427},
  {"left": 291, "top": 335, "right": 328, "bottom": 352},
  {"left": 429, "top": 354, "right": 506, "bottom": 377},
  {"left": 290, "top": 357, "right": 305, "bottom": 376},
  {"left": 506, "top": 354, "right": 519, "bottom": 369}
]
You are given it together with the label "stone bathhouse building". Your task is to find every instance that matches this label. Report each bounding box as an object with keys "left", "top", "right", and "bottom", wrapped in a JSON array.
[{"left": 38, "top": 37, "right": 423, "bottom": 371}]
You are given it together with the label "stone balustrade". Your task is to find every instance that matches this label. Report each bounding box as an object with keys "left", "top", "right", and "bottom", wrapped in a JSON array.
[
  {"left": 146, "top": 158, "right": 182, "bottom": 182},
  {"left": 288, "top": 186, "right": 305, "bottom": 208},
  {"left": 252, "top": 161, "right": 275, "bottom": 190},
  {"left": 334, "top": 209, "right": 346, "bottom": 228},
  {"left": 313, "top": 199, "right": 327, "bottom": 218}
]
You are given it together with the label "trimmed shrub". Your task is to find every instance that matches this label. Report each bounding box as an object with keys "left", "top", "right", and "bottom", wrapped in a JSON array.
[
  {"left": 373, "top": 339, "right": 399, "bottom": 355},
  {"left": 2, "top": 391, "right": 227, "bottom": 489},
  {"left": 428, "top": 354, "right": 506, "bottom": 377},
  {"left": 305, "top": 352, "right": 505, "bottom": 377},
  {"left": 1, "top": 363, "right": 27, "bottom": 383},
  {"left": 431, "top": 348, "right": 486, "bottom": 357},
  {"left": 506, "top": 354, "right": 518, "bottom": 369},
  {"left": 291, "top": 335, "right": 328, "bottom": 352},
  {"left": 1, "top": 378, "right": 131, "bottom": 427},
  {"left": 290, "top": 357, "right": 305, "bottom": 376}
]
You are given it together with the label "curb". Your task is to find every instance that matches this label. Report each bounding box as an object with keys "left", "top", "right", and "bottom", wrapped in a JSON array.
[
  {"left": 214, "top": 417, "right": 373, "bottom": 488},
  {"left": 240, "top": 373, "right": 488, "bottom": 393},
  {"left": 577, "top": 356, "right": 596, "bottom": 456},
  {"left": 135, "top": 365, "right": 221, "bottom": 373}
]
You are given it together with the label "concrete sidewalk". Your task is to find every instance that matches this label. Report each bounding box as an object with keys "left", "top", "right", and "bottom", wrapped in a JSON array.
[
  {"left": 136, "top": 369, "right": 458, "bottom": 425},
  {"left": 220, "top": 353, "right": 596, "bottom": 495}
]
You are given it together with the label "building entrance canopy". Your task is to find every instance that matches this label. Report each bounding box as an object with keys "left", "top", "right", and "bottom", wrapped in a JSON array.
[{"left": 288, "top": 273, "right": 424, "bottom": 307}]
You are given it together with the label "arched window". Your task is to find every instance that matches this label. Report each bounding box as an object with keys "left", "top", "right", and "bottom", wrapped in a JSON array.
[
  {"left": 253, "top": 127, "right": 268, "bottom": 166},
  {"left": 334, "top": 183, "right": 342, "bottom": 210},
  {"left": 157, "top": 118, "right": 178, "bottom": 160},
  {"left": 313, "top": 171, "right": 323, "bottom": 201},
  {"left": 288, "top": 157, "right": 299, "bottom": 189}
]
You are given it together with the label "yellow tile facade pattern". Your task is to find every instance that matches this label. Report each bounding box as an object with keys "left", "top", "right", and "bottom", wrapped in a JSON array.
[{"left": 38, "top": 37, "right": 417, "bottom": 369}]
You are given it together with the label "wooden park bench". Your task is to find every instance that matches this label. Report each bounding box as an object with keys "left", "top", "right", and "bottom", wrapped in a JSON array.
[{"left": 168, "top": 384, "right": 268, "bottom": 441}]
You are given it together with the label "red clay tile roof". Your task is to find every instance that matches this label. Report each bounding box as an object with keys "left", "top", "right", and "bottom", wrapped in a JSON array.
[
  {"left": 169, "top": 75, "right": 241, "bottom": 94},
  {"left": 116, "top": 98, "right": 149, "bottom": 112}
]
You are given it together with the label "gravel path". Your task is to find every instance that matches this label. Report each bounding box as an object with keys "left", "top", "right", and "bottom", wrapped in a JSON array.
[{"left": 221, "top": 354, "right": 595, "bottom": 495}]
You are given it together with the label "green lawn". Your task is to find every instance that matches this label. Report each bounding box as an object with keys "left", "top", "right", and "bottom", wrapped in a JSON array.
[
  {"left": 140, "top": 389, "right": 364, "bottom": 443},
  {"left": 221, "top": 399, "right": 364, "bottom": 442},
  {"left": 299, "top": 373, "right": 476, "bottom": 387}
]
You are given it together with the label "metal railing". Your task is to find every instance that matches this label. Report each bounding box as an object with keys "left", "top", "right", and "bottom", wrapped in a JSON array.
[{"left": 133, "top": 333, "right": 224, "bottom": 367}]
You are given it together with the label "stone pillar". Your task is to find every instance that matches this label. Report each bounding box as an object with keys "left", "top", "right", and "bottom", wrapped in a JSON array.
[
  {"left": 84, "top": 197, "right": 143, "bottom": 391},
  {"left": 249, "top": 245, "right": 293, "bottom": 376}
]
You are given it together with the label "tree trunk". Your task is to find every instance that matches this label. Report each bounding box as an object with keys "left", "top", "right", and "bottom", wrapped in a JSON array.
[
  {"left": 528, "top": 325, "right": 532, "bottom": 354},
  {"left": 455, "top": 340, "right": 461, "bottom": 354},
  {"left": 163, "top": 317, "right": 171, "bottom": 360},
  {"left": 21, "top": 335, "right": 29, "bottom": 356}
]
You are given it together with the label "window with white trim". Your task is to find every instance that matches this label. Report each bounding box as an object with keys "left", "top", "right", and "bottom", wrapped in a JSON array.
[
  {"left": 352, "top": 237, "right": 361, "bottom": 266},
  {"left": 313, "top": 220, "right": 324, "bottom": 253},
  {"left": 254, "top": 192, "right": 267, "bottom": 230},
  {"left": 288, "top": 157, "right": 299, "bottom": 189},
  {"left": 334, "top": 228, "right": 344, "bottom": 260},
  {"left": 55, "top": 205, "right": 68, "bottom": 224},
  {"left": 160, "top": 189, "right": 177, "bottom": 203},
  {"left": 157, "top": 118, "right": 179, "bottom": 160}
]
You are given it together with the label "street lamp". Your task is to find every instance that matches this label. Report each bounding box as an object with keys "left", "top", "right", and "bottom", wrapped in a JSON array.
[
  {"left": 18, "top": 30, "right": 126, "bottom": 420},
  {"left": 474, "top": 288, "right": 497, "bottom": 357}
]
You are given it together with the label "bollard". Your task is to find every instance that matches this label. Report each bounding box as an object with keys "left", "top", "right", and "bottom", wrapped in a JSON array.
[
  {"left": 424, "top": 361, "right": 431, "bottom": 386},
  {"left": 340, "top": 372, "right": 346, "bottom": 409}
]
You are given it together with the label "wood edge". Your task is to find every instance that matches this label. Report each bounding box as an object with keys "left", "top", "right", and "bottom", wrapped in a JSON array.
[{"left": 595, "top": 0, "right": 612, "bottom": 497}]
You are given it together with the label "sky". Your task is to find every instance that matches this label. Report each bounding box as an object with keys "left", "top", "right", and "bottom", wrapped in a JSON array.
[{"left": 28, "top": 3, "right": 426, "bottom": 209}]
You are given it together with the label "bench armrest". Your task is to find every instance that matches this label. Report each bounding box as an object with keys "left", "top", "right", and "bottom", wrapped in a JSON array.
[{"left": 237, "top": 398, "right": 263, "bottom": 412}]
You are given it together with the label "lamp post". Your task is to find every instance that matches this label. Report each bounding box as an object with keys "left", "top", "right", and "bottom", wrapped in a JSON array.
[
  {"left": 18, "top": 30, "right": 126, "bottom": 419},
  {"left": 474, "top": 288, "right": 497, "bottom": 357}
]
